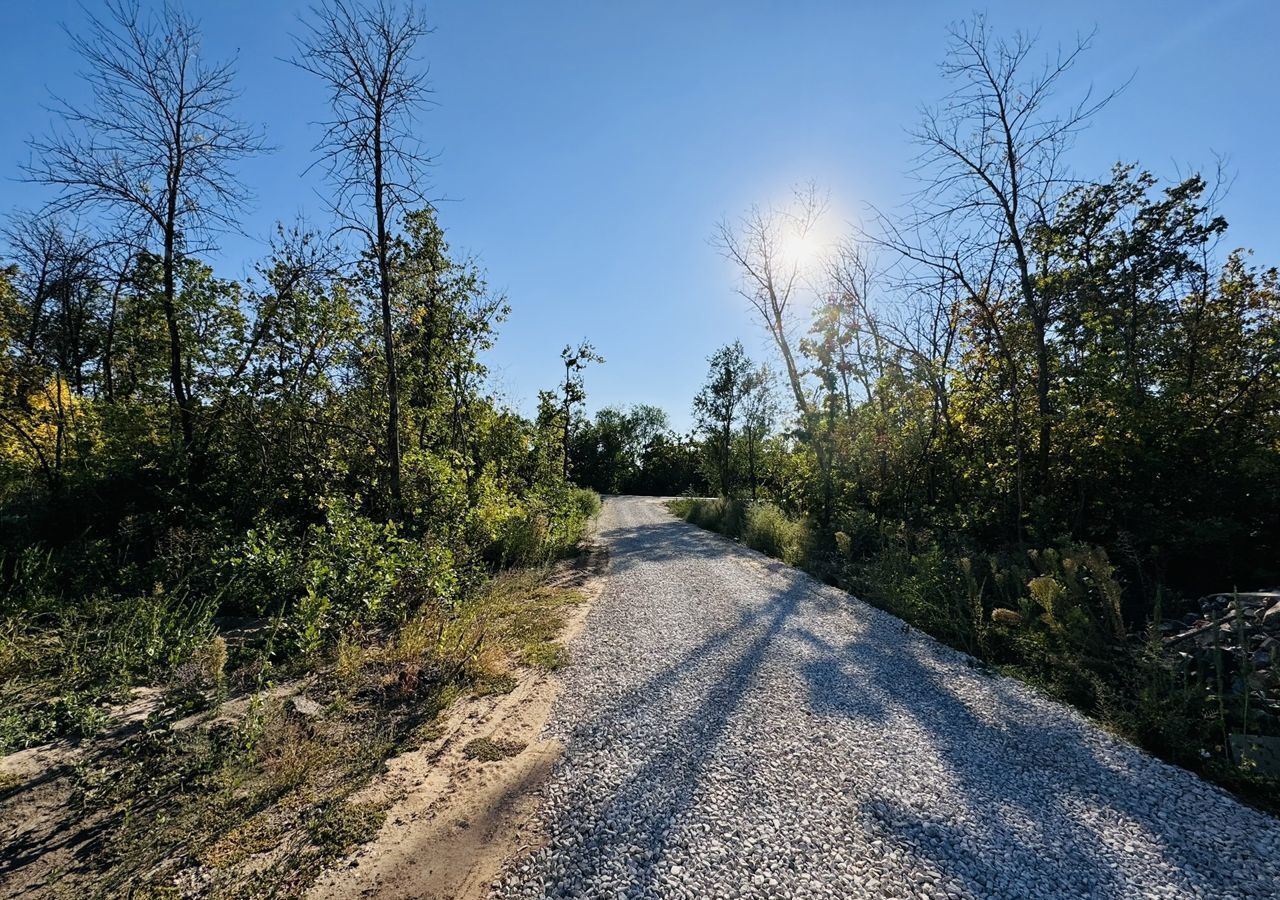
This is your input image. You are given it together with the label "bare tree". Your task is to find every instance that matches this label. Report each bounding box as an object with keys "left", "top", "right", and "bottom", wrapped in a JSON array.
[
  {"left": 714, "top": 185, "right": 827, "bottom": 421},
  {"left": 823, "top": 241, "right": 889, "bottom": 412},
  {"left": 292, "top": 0, "right": 435, "bottom": 514},
  {"left": 94, "top": 232, "right": 144, "bottom": 404},
  {"left": 876, "top": 15, "right": 1119, "bottom": 527},
  {"left": 715, "top": 186, "right": 843, "bottom": 522},
  {"left": 3, "top": 214, "right": 86, "bottom": 369},
  {"left": 27, "top": 0, "right": 265, "bottom": 455},
  {"left": 820, "top": 241, "right": 902, "bottom": 493}
]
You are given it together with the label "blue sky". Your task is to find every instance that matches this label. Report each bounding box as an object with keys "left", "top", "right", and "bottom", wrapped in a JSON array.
[{"left": 2, "top": 1, "right": 1276, "bottom": 432}]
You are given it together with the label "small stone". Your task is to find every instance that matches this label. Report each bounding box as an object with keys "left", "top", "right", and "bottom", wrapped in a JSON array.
[{"left": 290, "top": 695, "right": 322, "bottom": 716}]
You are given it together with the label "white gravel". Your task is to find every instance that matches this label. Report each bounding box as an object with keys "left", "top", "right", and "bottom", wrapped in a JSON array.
[{"left": 493, "top": 496, "right": 1280, "bottom": 899}]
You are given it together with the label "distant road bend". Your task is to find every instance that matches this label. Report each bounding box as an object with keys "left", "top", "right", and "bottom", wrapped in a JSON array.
[{"left": 493, "top": 496, "right": 1280, "bottom": 899}]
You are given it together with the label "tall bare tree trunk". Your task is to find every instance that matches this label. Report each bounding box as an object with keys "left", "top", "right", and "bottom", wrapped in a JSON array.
[
  {"left": 374, "top": 121, "right": 402, "bottom": 509},
  {"left": 292, "top": 0, "right": 434, "bottom": 517},
  {"left": 162, "top": 202, "right": 194, "bottom": 454}
]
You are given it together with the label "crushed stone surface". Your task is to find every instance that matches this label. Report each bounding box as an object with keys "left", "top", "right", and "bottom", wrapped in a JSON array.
[{"left": 493, "top": 496, "right": 1280, "bottom": 899}]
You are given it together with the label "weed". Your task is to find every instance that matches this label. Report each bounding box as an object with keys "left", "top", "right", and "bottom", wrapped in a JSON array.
[
  {"left": 463, "top": 736, "right": 526, "bottom": 762},
  {"left": 473, "top": 672, "right": 518, "bottom": 696},
  {"left": 256, "top": 709, "right": 337, "bottom": 794},
  {"left": 414, "top": 722, "right": 445, "bottom": 743},
  {"left": 334, "top": 631, "right": 365, "bottom": 692},
  {"left": 522, "top": 642, "right": 570, "bottom": 671},
  {"left": 306, "top": 799, "right": 386, "bottom": 857},
  {"left": 0, "top": 550, "right": 590, "bottom": 895},
  {"left": 673, "top": 496, "right": 1280, "bottom": 812},
  {"left": 743, "top": 502, "right": 808, "bottom": 565},
  {"left": 200, "top": 812, "right": 282, "bottom": 868}
]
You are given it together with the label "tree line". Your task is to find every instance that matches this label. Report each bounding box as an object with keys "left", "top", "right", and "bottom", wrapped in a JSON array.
[
  {"left": 671, "top": 18, "right": 1280, "bottom": 805},
  {"left": 0, "top": 0, "right": 603, "bottom": 753},
  {"left": 707, "top": 19, "right": 1278, "bottom": 596}
]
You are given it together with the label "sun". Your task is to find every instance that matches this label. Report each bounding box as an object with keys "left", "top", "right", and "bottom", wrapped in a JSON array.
[{"left": 780, "top": 228, "right": 824, "bottom": 273}]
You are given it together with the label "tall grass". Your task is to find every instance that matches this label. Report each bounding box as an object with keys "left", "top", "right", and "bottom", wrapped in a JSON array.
[{"left": 669, "top": 497, "right": 808, "bottom": 565}]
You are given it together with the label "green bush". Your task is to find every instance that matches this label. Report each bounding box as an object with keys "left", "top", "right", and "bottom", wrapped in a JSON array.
[
  {"left": 569, "top": 486, "right": 602, "bottom": 520},
  {"left": 306, "top": 799, "right": 386, "bottom": 857},
  {"left": 223, "top": 499, "right": 459, "bottom": 656},
  {"left": 489, "top": 484, "right": 600, "bottom": 568},
  {"left": 491, "top": 509, "right": 548, "bottom": 568},
  {"left": 0, "top": 690, "right": 110, "bottom": 752}
]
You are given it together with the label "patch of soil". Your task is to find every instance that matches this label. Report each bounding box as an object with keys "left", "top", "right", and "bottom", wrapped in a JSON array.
[
  {"left": 0, "top": 687, "right": 168, "bottom": 896},
  {"left": 306, "top": 538, "right": 608, "bottom": 900}
]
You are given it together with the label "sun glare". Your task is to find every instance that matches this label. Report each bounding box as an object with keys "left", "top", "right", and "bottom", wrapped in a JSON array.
[{"left": 780, "top": 228, "right": 827, "bottom": 273}]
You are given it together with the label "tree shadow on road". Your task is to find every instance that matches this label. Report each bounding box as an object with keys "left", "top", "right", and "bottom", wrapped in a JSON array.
[
  {"left": 790, "top": 615, "right": 1280, "bottom": 897},
  {"left": 522, "top": 504, "right": 1280, "bottom": 898},
  {"left": 524, "top": 511, "right": 814, "bottom": 894}
]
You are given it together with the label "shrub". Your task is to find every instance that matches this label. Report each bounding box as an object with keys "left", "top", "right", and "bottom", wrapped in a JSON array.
[
  {"left": 491, "top": 505, "right": 548, "bottom": 568},
  {"left": 463, "top": 736, "right": 526, "bottom": 761},
  {"left": 222, "top": 499, "right": 459, "bottom": 656},
  {"left": 569, "top": 486, "right": 602, "bottom": 520},
  {"left": 857, "top": 532, "right": 980, "bottom": 654},
  {"left": 489, "top": 484, "right": 600, "bottom": 567}
]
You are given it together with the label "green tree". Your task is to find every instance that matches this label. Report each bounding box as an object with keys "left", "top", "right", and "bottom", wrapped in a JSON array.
[
  {"left": 739, "top": 365, "right": 777, "bottom": 501},
  {"left": 558, "top": 341, "right": 604, "bottom": 481},
  {"left": 693, "top": 341, "right": 754, "bottom": 497}
]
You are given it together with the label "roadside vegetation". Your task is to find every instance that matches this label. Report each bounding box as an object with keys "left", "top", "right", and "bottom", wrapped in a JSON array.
[
  {"left": 2, "top": 557, "right": 594, "bottom": 897},
  {"left": 0, "top": 1, "right": 601, "bottom": 895},
  {"left": 671, "top": 496, "right": 1278, "bottom": 811},
  {"left": 667, "top": 20, "right": 1280, "bottom": 814},
  {"left": 3, "top": 1, "right": 1278, "bottom": 891}
]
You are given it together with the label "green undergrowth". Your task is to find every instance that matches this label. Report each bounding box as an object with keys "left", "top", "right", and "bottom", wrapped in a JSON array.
[{"left": 0, "top": 498, "right": 597, "bottom": 898}]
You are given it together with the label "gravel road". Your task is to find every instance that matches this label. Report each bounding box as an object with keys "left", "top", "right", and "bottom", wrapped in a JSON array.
[{"left": 493, "top": 496, "right": 1280, "bottom": 899}]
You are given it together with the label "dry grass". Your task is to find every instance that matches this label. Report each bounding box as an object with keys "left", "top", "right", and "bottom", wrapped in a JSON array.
[
  {"left": 470, "top": 568, "right": 583, "bottom": 678},
  {"left": 0, "top": 561, "right": 590, "bottom": 898},
  {"left": 199, "top": 812, "right": 282, "bottom": 869}
]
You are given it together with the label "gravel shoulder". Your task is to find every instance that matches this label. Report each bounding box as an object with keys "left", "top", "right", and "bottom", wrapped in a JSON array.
[{"left": 493, "top": 495, "right": 1280, "bottom": 899}]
